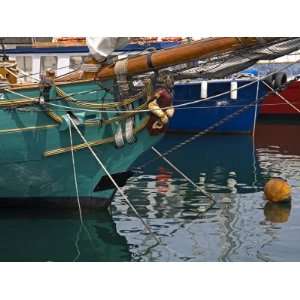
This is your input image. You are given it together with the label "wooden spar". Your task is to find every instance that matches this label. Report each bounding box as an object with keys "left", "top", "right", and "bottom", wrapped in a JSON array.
[{"left": 95, "top": 37, "right": 278, "bottom": 80}]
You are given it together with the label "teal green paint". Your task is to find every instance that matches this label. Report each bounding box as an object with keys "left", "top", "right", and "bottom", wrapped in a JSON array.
[{"left": 0, "top": 81, "right": 161, "bottom": 207}]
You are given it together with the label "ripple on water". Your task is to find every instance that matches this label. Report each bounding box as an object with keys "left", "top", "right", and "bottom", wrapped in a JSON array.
[{"left": 112, "top": 125, "right": 300, "bottom": 261}]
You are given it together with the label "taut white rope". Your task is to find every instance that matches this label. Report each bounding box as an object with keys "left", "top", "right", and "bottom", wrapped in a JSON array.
[
  {"left": 152, "top": 146, "right": 214, "bottom": 200},
  {"left": 262, "top": 80, "right": 300, "bottom": 113},
  {"left": 68, "top": 115, "right": 160, "bottom": 243},
  {"left": 68, "top": 116, "right": 95, "bottom": 261},
  {"left": 5, "top": 59, "right": 300, "bottom": 115}
]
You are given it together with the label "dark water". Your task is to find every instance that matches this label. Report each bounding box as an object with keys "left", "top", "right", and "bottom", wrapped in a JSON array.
[{"left": 0, "top": 121, "right": 300, "bottom": 261}]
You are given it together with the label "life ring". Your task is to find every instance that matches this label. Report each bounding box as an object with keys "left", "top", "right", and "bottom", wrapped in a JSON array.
[{"left": 147, "top": 88, "right": 174, "bottom": 135}]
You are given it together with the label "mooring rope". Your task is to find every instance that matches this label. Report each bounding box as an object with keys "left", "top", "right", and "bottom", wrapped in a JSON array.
[
  {"left": 143, "top": 80, "right": 259, "bottom": 214},
  {"left": 68, "top": 117, "right": 84, "bottom": 224},
  {"left": 68, "top": 115, "right": 190, "bottom": 259},
  {"left": 262, "top": 80, "right": 300, "bottom": 113},
  {"left": 68, "top": 116, "right": 95, "bottom": 261},
  {"left": 252, "top": 78, "right": 261, "bottom": 136},
  {"left": 151, "top": 146, "right": 215, "bottom": 211},
  {"left": 68, "top": 119, "right": 83, "bottom": 261},
  {"left": 137, "top": 60, "right": 295, "bottom": 169},
  {"left": 136, "top": 81, "right": 264, "bottom": 170},
  {"left": 68, "top": 115, "right": 160, "bottom": 243}
]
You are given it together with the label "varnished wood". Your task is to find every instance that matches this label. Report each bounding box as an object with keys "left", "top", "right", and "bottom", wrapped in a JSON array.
[
  {"left": 7, "top": 37, "right": 278, "bottom": 91},
  {"left": 0, "top": 61, "right": 19, "bottom": 84},
  {"left": 95, "top": 37, "right": 277, "bottom": 80}
]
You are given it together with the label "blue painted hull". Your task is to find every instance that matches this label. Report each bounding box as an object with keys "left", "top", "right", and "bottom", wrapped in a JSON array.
[{"left": 169, "top": 79, "right": 270, "bottom": 134}]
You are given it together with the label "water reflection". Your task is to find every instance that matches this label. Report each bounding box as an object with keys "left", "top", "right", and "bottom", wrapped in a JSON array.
[
  {"left": 112, "top": 123, "right": 300, "bottom": 261},
  {"left": 0, "top": 208, "right": 130, "bottom": 262},
  {"left": 0, "top": 123, "right": 299, "bottom": 261},
  {"left": 155, "top": 167, "right": 173, "bottom": 194},
  {"left": 264, "top": 201, "right": 291, "bottom": 224}
]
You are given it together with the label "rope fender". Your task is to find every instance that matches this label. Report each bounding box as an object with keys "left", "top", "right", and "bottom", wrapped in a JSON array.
[{"left": 147, "top": 88, "right": 175, "bottom": 135}]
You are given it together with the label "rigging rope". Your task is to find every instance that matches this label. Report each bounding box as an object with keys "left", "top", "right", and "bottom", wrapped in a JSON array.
[
  {"left": 45, "top": 78, "right": 263, "bottom": 113},
  {"left": 11, "top": 97, "right": 300, "bottom": 114},
  {"left": 3, "top": 58, "right": 300, "bottom": 115}
]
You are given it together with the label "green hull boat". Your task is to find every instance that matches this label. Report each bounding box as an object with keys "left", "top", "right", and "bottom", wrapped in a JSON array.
[
  {"left": 1, "top": 37, "right": 280, "bottom": 208},
  {"left": 0, "top": 79, "right": 163, "bottom": 208}
]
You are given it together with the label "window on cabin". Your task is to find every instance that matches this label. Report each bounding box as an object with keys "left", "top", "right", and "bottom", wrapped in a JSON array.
[{"left": 40, "top": 56, "right": 57, "bottom": 73}]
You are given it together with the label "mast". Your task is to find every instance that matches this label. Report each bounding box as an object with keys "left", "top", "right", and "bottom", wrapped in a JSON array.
[{"left": 95, "top": 37, "right": 278, "bottom": 80}]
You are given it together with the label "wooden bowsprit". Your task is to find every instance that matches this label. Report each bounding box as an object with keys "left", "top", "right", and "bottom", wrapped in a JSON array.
[{"left": 95, "top": 38, "right": 278, "bottom": 80}]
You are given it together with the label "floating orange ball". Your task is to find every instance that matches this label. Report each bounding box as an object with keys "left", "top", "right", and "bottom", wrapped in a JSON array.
[{"left": 264, "top": 178, "right": 292, "bottom": 203}]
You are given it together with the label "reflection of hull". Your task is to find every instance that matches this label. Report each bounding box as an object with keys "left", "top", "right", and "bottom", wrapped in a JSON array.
[
  {"left": 115, "top": 124, "right": 300, "bottom": 262},
  {"left": 255, "top": 122, "right": 300, "bottom": 183},
  {"left": 255, "top": 122, "right": 300, "bottom": 155},
  {"left": 134, "top": 133, "right": 259, "bottom": 193},
  {"left": 169, "top": 79, "right": 270, "bottom": 134},
  {"left": 260, "top": 80, "right": 300, "bottom": 116},
  {"left": 264, "top": 201, "right": 291, "bottom": 224},
  {"left": 0, "top": 209, "right": 131, "bottom": 261}
]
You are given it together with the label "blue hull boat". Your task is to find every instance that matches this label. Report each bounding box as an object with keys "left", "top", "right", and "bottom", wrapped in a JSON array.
[{"left": 169, "top": 78, "right": 270, "bottom": 134}]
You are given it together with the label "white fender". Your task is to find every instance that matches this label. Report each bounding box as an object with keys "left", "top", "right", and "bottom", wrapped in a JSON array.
[
  {"left": 125, "top": 117, "right": 135, "bottom": 144},
  {"left": 230, "top": 80, "right": 238, "bottom": 100},
  {"left": 201, "top": 80, "right": 208, "bottom": 98},
  {"left": 114, "top": 123, "right": 125, "bottom": 148}
]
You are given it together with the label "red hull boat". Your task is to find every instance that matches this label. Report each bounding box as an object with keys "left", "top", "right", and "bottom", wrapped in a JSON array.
[{"left": 260, "top": 79, "right": 300, "bottom": 116}]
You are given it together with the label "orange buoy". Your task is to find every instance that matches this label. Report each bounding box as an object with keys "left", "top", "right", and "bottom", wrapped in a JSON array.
[{"left": 264, "top": 178, "right": 292, "bottom": 203}]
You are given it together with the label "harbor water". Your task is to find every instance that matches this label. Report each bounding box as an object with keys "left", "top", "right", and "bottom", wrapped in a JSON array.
[{"left": 0, "top": 121, "right": 299, "bottom": 261}]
